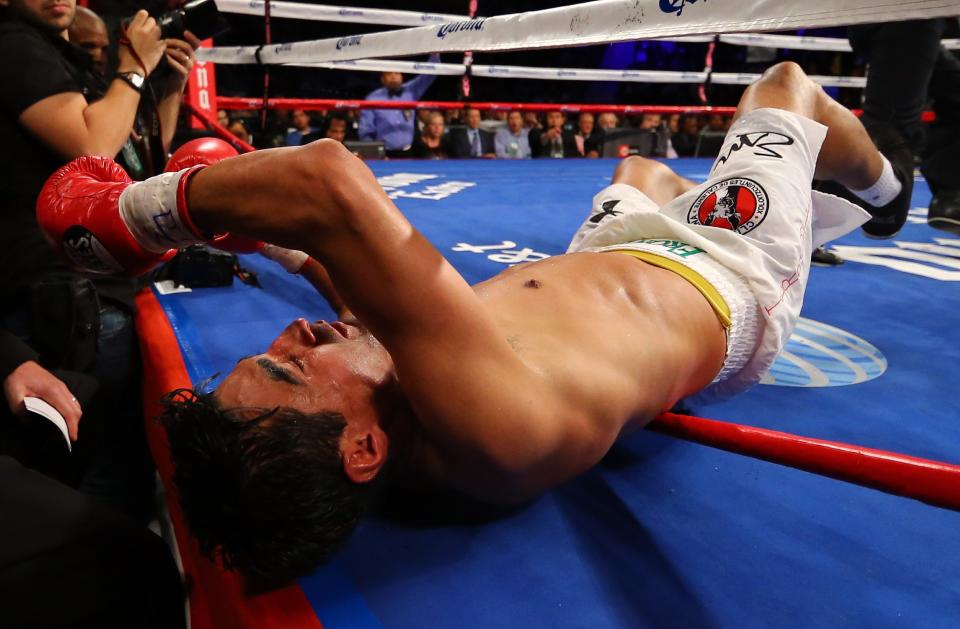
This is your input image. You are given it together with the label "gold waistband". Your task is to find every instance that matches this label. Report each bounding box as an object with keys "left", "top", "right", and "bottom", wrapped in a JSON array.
[{"left": 607, "top": 249, "right": 732, "bottom": 328}]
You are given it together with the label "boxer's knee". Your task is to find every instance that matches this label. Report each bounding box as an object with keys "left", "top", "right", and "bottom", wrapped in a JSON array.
[
  {"left": 291, "top": 139, "right": 363, "bottom": 201},
  {"left": 615, "top": 155, "right": 670, "bottom": 180}
]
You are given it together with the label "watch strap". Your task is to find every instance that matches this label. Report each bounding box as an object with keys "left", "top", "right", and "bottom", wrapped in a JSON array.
[{"left": 116, "top": 71, "right": 145, "bottom": 93}]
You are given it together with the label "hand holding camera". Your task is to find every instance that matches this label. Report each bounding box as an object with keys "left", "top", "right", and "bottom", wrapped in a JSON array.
[
  {"left": 163, "top": 32, "right": 201, "bottom": 90},
  {"left": 118, "top": 10, "right": 166, "bottom": 77}
]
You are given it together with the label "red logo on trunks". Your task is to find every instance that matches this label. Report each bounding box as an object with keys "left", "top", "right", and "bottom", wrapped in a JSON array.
[{"left": 687, "top": 177, "right": 768, "bottom": 235}]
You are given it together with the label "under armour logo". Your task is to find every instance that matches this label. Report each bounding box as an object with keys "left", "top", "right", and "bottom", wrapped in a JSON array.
[{"left": 590, "top": 199, "right": 623, "bottom": 223}]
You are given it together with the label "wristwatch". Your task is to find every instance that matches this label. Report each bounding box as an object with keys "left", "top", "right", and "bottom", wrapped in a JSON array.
[{"left": 116, "top": 71, "right": 146, "bottom": 93}]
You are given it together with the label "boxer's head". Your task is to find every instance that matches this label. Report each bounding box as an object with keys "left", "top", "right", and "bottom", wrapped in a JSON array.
[{"left": 160, "top": 317, "right": 402, "bottom": 582}]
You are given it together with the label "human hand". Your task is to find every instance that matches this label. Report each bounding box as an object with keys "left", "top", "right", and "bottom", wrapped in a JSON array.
[
  {"left": 163, "top": 31, "right": 201, "bottom": 89},
  {"left": 3, "top": 361, "right": 82, "bottom": 441},
  {"left": 118, "top": 10, "right": 166, "bottom": 76}
]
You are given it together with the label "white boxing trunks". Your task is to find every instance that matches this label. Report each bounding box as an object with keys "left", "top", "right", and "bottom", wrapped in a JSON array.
[{"left": 567, "top": 108, "right": 871, "bottom": 402}]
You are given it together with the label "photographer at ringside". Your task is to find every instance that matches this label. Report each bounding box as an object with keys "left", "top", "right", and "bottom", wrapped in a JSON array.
[{"left": 0, "top": 0, "right": 196, "bottom": 521}]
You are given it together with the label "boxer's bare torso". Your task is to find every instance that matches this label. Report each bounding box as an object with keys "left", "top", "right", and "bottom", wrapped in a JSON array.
[
  {"left": 405, "top": 251, "right": 725, "bottom": 499},
  {"left": 197, "top": 142, "right": 726, "bottom": 502}
]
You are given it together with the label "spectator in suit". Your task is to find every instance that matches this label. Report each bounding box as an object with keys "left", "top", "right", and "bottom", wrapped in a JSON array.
[
  {"left": 0, "top": 331, "right": 185, "bottom": 628},
  {"left": 575, "top": 112, "right": 603, "bottom": 158},
  {"left": 597, "top": 112, "right": 619, "bottom": 130},
  {"left": 530, "top": 110, "right": 579, "bottom": 158},
  {"left": 359, "top": 57, "right": 439, "bottom": 157},
  {"left": 449, "top": 107, "right": 495, "bottom": 158},
  {"left": 411, "top": 111, "right": 452, "bottom": 159},
  {"left": 494, "top": 110, "right": 532, "bottom": 159}
]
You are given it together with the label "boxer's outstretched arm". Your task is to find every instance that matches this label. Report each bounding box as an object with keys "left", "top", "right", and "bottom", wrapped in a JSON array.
[{"left": 186, "top": 140, "right": 577, "bottom": 497}]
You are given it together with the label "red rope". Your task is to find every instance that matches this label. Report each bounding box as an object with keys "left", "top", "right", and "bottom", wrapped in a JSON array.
[
  {"left": 649, "top": 413, "right": 960, "bottom": 511},
  {"left": 215, "top": 96, "right": 938, "bottom": 122},
  {"left": 183, "top": 102, "right": 256, "bottom": 153}
]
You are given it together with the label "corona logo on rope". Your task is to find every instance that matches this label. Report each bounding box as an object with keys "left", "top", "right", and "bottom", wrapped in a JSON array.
[
  {"left": 436, "top": 18, "right": 487, "bottom": 39},
  {"left": 336, "top": 35, "right": 363, "bottom": 50},
  {"left": 761, "top": 318, "right": 887, "bottom": 387}
]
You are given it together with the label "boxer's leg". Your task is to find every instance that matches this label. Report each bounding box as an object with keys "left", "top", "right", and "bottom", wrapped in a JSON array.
[
  {"left": 610, "top": 156, "right": 697, "bottom": 206},
  {"left": 734, "top": 62, "right": 883, "bottom": 190}
]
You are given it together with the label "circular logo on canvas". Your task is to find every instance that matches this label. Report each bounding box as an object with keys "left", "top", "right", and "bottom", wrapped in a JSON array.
[
  {"left": 760, "top": 317, "right": 887, "bottom": 388},
  {"left": 688, "top": 177, "right": 768, "bottom": 235}
]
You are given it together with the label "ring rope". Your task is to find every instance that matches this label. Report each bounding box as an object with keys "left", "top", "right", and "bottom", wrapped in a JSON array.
[
  {"left": 650, "top": 413, "right": 960, "bottom": 512},
  {"left": 214, "top": 96, "right": 937, "bottom": 123},
  {"left": 200, "top": 0, "right": 960, "bottom": 66},
  {"left": 215, "top": 0, "right": 470, "bottom": 27}
]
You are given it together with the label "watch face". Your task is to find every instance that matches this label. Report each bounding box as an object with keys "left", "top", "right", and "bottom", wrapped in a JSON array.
[{"left": 130, "top": 73, "right": 145, "bottom": 88}]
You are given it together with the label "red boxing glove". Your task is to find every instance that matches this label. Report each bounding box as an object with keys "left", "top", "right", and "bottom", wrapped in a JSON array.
[
  {"left": 37, "top": 156, "right": 206, "bottom": 276},
  {"left": 166, "top": 137, "right": 239, "bottom": 172}
]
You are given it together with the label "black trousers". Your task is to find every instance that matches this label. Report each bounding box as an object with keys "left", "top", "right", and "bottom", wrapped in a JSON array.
[
  {"left": 0, "top": 456, "right": 185, "bottom": 629},
  {"left": 849, "top": 19, "right": 960, "bottom": 193}
]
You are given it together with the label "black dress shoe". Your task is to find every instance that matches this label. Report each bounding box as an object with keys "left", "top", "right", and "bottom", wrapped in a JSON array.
[
  {"left": 928, "top": 188, "right": 960, "bottom": 235},
  {"left": 811, "top": 246, "right": 844, "bottom": 267},
  {"left": 815, "top": 125, "right": 914, "bottom": 240}
]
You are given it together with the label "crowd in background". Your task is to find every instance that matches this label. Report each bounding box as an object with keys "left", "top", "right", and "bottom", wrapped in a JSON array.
[{"left": 220, "top": 105, "right": 735, "bottom": 160}]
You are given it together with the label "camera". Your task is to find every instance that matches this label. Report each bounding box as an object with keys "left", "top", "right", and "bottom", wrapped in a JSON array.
[{"left": 158, "top": 0, "right": 229, "bottom": 41}]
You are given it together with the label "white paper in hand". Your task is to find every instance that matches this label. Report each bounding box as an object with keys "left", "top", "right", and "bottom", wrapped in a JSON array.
[{"left": 24, "top": 396, "right": 72, "bottom": 452}]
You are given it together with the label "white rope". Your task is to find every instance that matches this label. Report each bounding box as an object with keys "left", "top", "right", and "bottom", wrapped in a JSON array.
[
  {"left": 471, "top": 66, "right": 706, "bottom": 83},
  {"left": 281, "top": 57, "right": 709, "bottom": 83},
  {"left": 719, "top": 33, "right": 853, "bottom": 52},
  {"left": 711, "top": 73, "right": 866, "bottom": 88},
  {"left": 214, "top": 0, "right": 469, "bottom": 27},
  {"left": 296, "top": 59, "right": 466, "bottom": 75},
  {"left": 200, "top": 0, "right": 960, "bottom": 66}
]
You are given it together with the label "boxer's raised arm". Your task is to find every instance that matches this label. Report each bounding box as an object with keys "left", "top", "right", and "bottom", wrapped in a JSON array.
[{"left": 186, "top": 141, "right": 577, "bottom": 495}]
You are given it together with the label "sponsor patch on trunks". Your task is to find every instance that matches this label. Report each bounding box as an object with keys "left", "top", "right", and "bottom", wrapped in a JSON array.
[{"left": 688, "top": 177, "right": 768, "bottom": 235}]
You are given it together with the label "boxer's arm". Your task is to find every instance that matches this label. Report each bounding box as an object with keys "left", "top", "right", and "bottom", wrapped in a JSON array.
[{"left": 185, "top": 141, "right": 573, "bottom": 495}]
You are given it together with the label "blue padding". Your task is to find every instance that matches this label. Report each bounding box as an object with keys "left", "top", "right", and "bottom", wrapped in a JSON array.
[{"left": 155, "top": 159, "right": 960, "bottom": 628}]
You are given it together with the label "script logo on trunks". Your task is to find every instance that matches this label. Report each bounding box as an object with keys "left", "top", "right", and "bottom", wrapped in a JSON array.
[
  {"left": 715, "top": 131, "right": 794, "bottom": 167},
  {"left": 659, "top": 0, "right": 706, "bottom": 16},
  {"left": 436, "top": 18, "right": 487, "bottom": 39},
  {"left": 688, "top": 177, "right": 768, "bottom": 235},
  {"left": 336, "top": 35, "right": 363, "bottom": 50}
]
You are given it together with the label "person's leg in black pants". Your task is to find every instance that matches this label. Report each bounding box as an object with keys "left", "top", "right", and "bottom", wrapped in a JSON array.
[
  {"left": 76, "top": 304, "right": 156, "bottom": 523},
  {"left": 923, "top": 46, "right": 960, "bottom": 231},
  {"left": 0, "top": 456, "right": 185, "bottom": 628},
  {"left": 849, "top": 19, "right": 960, "bottom": 233},
  {"left": 849, "top": 19, "right": 945, "bottom": 152}
]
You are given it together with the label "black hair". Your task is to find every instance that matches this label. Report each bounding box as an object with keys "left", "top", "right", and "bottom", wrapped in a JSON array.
[{"left": 158, "top": 388, "right": 379, "bottom": 583}]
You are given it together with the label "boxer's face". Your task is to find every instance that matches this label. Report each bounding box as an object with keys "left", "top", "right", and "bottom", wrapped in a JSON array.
[{"left": 217, "top": 318, "right": 395, "bottom": 428}]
